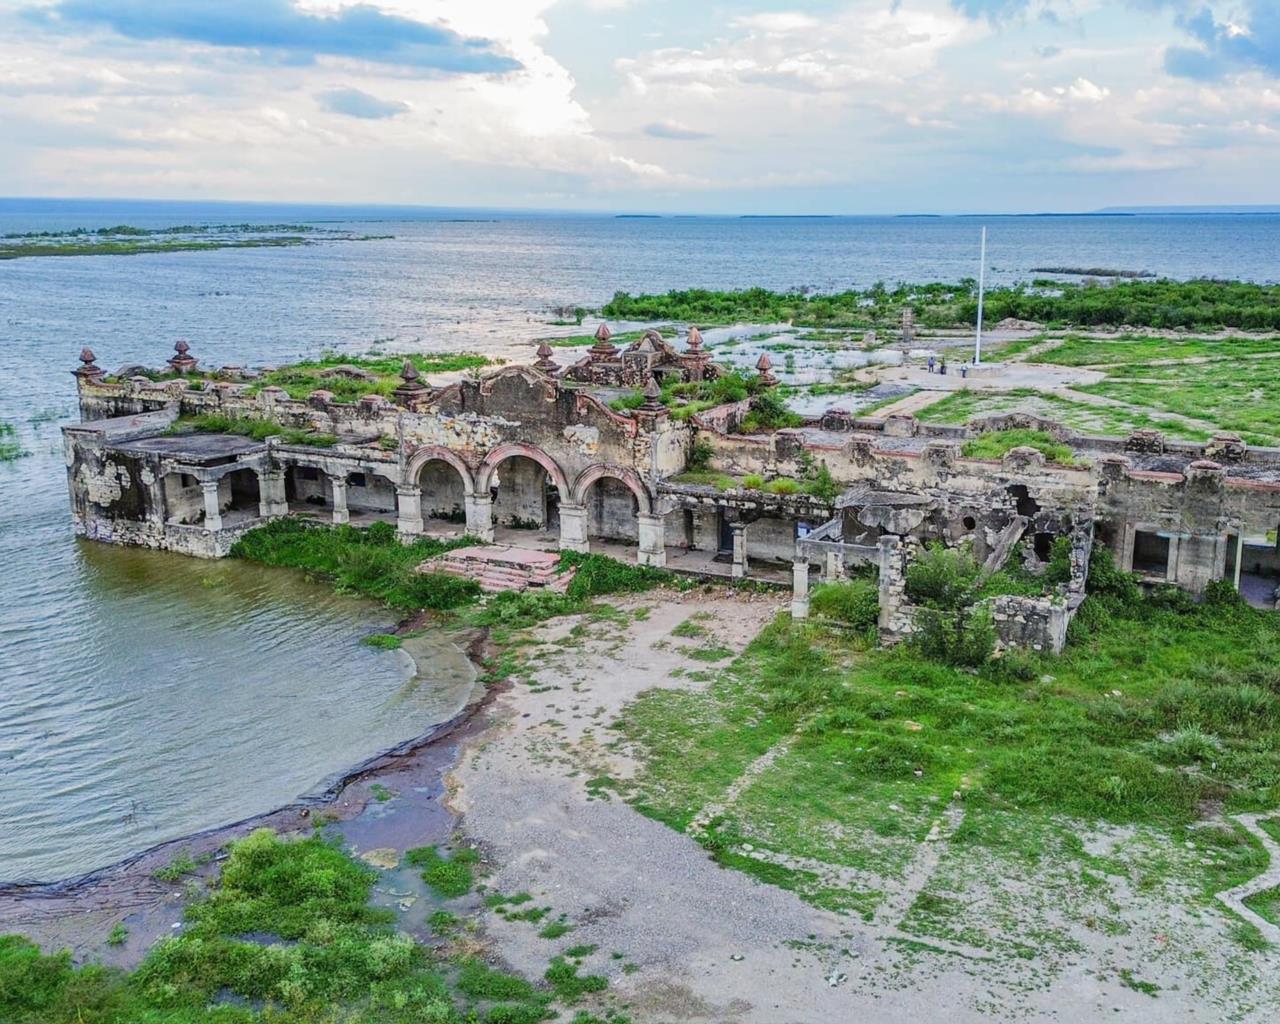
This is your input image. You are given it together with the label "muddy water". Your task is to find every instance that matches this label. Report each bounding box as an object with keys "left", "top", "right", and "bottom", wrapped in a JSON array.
[{"left": 0, "top": 540, "right": 476, "bottom": 884}]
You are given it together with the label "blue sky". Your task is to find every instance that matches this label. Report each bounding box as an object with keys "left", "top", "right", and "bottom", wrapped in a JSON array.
[{"left": 0, "top": 0, "right": 1276, "bottom": 212}]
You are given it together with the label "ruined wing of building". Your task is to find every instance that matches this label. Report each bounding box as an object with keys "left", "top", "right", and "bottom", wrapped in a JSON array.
[{"left": 62, "top": 333, "right": 1280, "bottom": 656}]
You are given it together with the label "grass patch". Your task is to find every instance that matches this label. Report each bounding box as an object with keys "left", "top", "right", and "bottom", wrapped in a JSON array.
[
  {"left": 362, "top": 632, "right": 403, "bottom": 650},
  {"left": 231, "top": 518, "right": 480, "bottom": 612},
  {"left": 170, "top": 413, "right": 338, "bottom": 448},
  {"left": 538, "top": 919, "right": 573, "bottom": 939},
  {"left": 250, "top": 351, "right": 490, "bottom": 403},
  {"left": 405, "top": 845, "right": 480, "bottom": 899},
  {"left": 961, "top": 429, "right": 1082, "bottom": 468},
  {"left": 616, "top": 562, "right": 1280, "bottom": 928},
  {"left": 544, "top": 956, "right": 607, "bottom": 1002}
]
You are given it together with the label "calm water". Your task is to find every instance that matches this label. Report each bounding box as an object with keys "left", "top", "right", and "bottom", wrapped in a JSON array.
[{"left": 2, "top": 199, "right": 1279, "bottom": 883}]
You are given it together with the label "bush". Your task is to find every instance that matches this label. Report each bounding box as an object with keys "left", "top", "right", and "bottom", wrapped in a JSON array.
[
  {"left": 1084, "top": 545, "right": 1140, "bottom": 606},
  {"left": 738, "top": 390, "right": 804, "bottom": 433},
  {"left": 911, "top": 605, "right": 995, "bottom": 667},
  {"left": 686, "top": 439, "right": 715, "bottom": 471},
  {"left": 558, "top": 551, "right": 673, "bottom": 600},
  {"left": 810, "top": 579, "right": 880, "bottom": 631},
  {"left": 906, "top": 543, "right": 982, "bottom": 610}
]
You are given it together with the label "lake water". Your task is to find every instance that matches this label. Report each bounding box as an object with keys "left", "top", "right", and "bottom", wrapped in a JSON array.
[{"left": 2, "top": 199, "right": 1278, "bottom": 883}]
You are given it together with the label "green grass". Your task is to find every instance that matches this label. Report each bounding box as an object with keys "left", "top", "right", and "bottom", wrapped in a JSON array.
[
  {"left": 250, "top": 352, "right": 491, "bottom": 403},
  {"left": 170, "top": 413, "right": 338, "bottom": 448},
  {"left": 1024, "top": 333, "right": 1280, "bottom": 368},
  {"left": 537, "top": 919, "right": 573, "bottom": 939},
  {"left": 105, "top": 923, "right": 128, "bottom": 947},
  {"left": 405, "top": 845, "right": 481, "bottom": 899},
  {"left": 231, "top": 518, "right": 480, "bottom": 612},
  {"left": 916, "top": 388, "right": 1213, "bottom": 442},
  {"left": 362, "top": 632, "right": 403, "bottom": 650},
  {"left": 615, "top": 572, "right": 1280, "bottom": 929},
  {"left": 961, "top": 429, "right": 1083, "bottom": 467},
  {"left": 153, "top": 851, "right": 202, "bottom": 882}
]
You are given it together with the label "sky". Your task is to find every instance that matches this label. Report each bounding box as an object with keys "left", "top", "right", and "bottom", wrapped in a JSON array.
[{"left": 0, "top": 0, "right": 1277, "bottom": 214}]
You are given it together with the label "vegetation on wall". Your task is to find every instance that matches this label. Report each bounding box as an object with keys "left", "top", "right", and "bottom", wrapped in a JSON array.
[
  {"left": 170, "top": 414, "right": 339, "bottom": 448},
  {"left": 250, "top": 352, "right": 491, "bottom": 404},
  {"left": 960, "top": 429, "right": 1082, "bottom": 468}
]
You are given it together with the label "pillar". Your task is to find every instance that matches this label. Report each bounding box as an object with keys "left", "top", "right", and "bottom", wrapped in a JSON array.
[
  {"left": 396, "top": 484, "right": 423, "bottom": 539},
  {"left": 791, "top": 558, "right": 810, "bottom": 620},
  {"left": 730, "top": 521, "right": 748, "bottom": 578},
  {"left": 558, "top": 502, "right": 589, "bottom": 553},
  {"left": 258, "top": 470, "right": 287, "bottom": 518},
  {"left": 637, "top": 513, "right": 666, "bottom": 567},
  {"left": 823, "top": 549, "right": 843, "bottom": 583},
  {"left": 1234, "top": 532, "right": 1244, "bottom": 590},
  {"left": 201, "top": 481, "right": 222, "bottom": 532},
  {"left": 331, "top": 476, "right": 349, "bottom": 525},
  {"left": 464, "top": 492, "right": 495, "bottom": 542}
]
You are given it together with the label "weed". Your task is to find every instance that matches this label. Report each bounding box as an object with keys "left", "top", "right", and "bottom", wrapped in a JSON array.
[
  {"left": 538, "top": 919, "right": 574, "bottom": 939},
  {"left": 544, "top": 956, "right": 607, "bottom": 1002},
  {"left": 105, "top": 923, "right": 128, "bottom": 947},
  {"left": 362, "top": 633, "right": 403, "bottom": 650},
  {"left": 405, "top": 845, "right": 480, "bottom": 899}
]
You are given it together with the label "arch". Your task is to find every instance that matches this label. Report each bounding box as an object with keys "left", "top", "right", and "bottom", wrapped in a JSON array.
[
  {"left": 405, "top": 445, "right": 476, "bottom": 496},
  {"left": 477, "top": 443, "right": 570, "bottom": 500},
  {"left": 572, "top": 463, "right": 652, "bottom": 516}
]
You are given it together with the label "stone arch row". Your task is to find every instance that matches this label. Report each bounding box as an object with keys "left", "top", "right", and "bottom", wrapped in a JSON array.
[{"left": 405, "top": 442, "right": 653, "bottom": 514}]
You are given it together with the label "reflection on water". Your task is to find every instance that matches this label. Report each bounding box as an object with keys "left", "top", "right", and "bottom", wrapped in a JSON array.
[{"left": 0, "top": 538, "right": 475, "bottom": 883}]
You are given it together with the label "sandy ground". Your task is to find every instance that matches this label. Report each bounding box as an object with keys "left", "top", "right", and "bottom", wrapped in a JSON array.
[{"left": 449, "top": 589, "right": 1280, "bottom": 1024}]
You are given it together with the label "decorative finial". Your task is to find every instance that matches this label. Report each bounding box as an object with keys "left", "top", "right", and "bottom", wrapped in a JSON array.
[
  {"left": 642, "top": 375, "right": 664, "bottom": 410},
  {"left": 72, "top": 346, "right": 105, "bottom": 385},
  {"left": 391, "top": 358, "right": 430, "bottom": 407},
  {"left": 589, "top": 322, "right": 618, "bottom": 361},
  {"left": 687, "top": 326, "right": 703, "bottom": 351},
  {"left": 756, "top": 352, "right": 778, "bottom": 388},
  {"left": 167, "top": 338, "right": 198, "bottom": 375},
  {"left": 534, "top": 340, "right": 560, "bottom": 373}
]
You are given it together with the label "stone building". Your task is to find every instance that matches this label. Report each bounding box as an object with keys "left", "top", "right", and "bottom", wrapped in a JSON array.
[{"left": 62, "top": 336, "right": 1280, "bottom": 653}]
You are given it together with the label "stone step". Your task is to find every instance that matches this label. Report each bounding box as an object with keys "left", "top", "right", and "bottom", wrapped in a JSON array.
[{"left": 420, "top": 545, "right": 574, "bottom": 595}]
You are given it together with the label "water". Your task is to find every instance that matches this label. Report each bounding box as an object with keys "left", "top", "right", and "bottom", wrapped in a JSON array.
[{"left": 2, "top": 199, "right": 1279, "bottom": 883}]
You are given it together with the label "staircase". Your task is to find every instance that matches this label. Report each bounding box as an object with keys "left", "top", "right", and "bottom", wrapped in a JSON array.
[{"left": 421, "top": 544, "right": 573, "bottom": 594}]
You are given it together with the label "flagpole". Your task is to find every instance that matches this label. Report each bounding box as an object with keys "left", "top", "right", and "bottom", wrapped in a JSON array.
[{"left": 975, "top": 226, "right": 987, "bottom": 366}]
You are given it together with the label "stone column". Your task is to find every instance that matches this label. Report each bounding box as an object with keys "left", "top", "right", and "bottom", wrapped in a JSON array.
[
  {"left": 637, "top": 513, "right": 666, "bottom": 567},
  {"left": 396, "top": 484, "right": 423, "bottom": 539},
  {"left": 201, "top": 481, "right": 222, "bottom": 532},
  {"left": 464, "top": 492, "right": 495, "bottom": 542},
  {"left": 791, "top": 558, "right": 810, "bottom": 620},
  {"left": 258, "top": 470, "right": 288, "bottom": 518},
  {"left": 1233, "top": 532, "right": 1244, "bottom": 590},
  {"left": 823, "top": 549, "right": 843, "bottom": 584},
  {"left": 558, "top": 502, "right": 589, "bottom": 553},
  {"left": 730, "top": 521, "right": 748, "bottom": 578},
  {"left": 331, "top": 475, "right": 349, "bottom": 525}
]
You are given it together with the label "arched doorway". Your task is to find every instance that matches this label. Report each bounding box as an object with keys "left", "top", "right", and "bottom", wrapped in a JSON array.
[{"left": 477, "top": 444, "right": 570, "bottom": 538}]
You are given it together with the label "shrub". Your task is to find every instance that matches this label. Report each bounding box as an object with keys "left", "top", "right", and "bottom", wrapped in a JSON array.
[
  {"left": 686, "top": 439, "right": 715, "bottom": 471},
  {"left": 809, "top": 579, "right": 880, "bottom": 631},
  {"left": 742, "top": 473, "right": 765, "bottom": 490},
  {"left": 738, "top": 390, "right": 804, "bottom": 433},
  {"left": 558, "top": 551, "right": 673, "bottom": 600},
  {"left": 1043, "top": 535, "right": 1073, "bottom": 586},
  {"left": 905, "top": 543, "right": 982, "bottom": 611},
  {"left": 911, "top": 605, "right": 995, "bottom": 667},
  {"left": 766, "top": 477, "right": 801, "bottom": 495},
  {"left": 802, "top": 461, "right": 841, "bottom": 502},
  {"left": 1084, "top": 546, "right": 1140, "bottom": 606}
]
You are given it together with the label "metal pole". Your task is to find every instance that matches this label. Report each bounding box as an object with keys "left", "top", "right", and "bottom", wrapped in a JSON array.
[{"left": 975, "top": 226, "right": 987, "bottom": 365}]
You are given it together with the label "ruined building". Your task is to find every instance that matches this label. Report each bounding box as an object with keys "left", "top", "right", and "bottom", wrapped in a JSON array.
[{"left": 63, "top": 336, "right": 1280, "bottom": 655}]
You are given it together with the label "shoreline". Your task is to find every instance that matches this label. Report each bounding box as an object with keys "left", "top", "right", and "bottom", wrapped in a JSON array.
[{"left": 0, "top": 619, "right": 498, "bottom": 958}]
